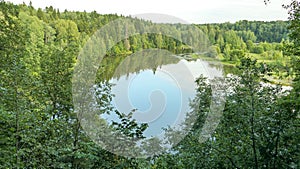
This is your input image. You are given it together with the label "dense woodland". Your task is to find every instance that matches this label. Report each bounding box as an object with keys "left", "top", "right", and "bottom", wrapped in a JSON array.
[{"left": 0, "top": 1, "right": 299, "bottom": 168}]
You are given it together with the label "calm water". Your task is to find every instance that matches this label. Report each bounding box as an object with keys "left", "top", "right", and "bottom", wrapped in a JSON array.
[{"left": 102, "top": 57, "right": 223, "bottom": 138}]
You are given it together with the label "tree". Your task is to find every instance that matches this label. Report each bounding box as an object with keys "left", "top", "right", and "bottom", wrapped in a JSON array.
[
  {"left": 209, "top": 58, "right": 299, "bottom": 168},
  {"left": 284, "top": 1, "right": 300, "bottom": 97},
  {"left": 229, "top": 49, "right": 245, "bottom": 61},
  {"left": 0, "top": 5, "right": 42, "bottom": 168},
  {"left": 246, "top": 40, "right": 255, "bottom": 51}
]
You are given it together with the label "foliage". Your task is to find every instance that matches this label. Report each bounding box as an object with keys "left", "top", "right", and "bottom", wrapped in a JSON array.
[{"left": 0, "top": 1, "right": 298, "bottom": 168}]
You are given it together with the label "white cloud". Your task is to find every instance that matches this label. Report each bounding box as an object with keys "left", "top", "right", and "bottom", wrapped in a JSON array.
[{"left": 7, "top": 0, "right": 289, "bottom": 23}]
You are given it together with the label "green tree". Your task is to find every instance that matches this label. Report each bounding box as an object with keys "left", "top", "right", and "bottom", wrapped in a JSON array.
[
  {"left": 0, "top": 6, "right": 41, "bottom": 168},
  {"left": 284, "top": 0, "right": 300, "bottom": 97},
  {"left": 212, "top": 58, "right": 299, "bottom": 168}
]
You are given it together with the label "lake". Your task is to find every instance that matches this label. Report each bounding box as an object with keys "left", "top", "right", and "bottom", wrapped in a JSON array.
[{"left": 100, "top": 53, "right": 224, "bottom": 138}]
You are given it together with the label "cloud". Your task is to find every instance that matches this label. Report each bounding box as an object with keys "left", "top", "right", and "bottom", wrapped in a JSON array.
[{"left": 8, "top": 0, "right": 288, "bottom": 23}]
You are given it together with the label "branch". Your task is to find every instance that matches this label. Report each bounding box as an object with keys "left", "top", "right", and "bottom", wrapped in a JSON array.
[{"left": 211, "top": 146, "right": 241, "bottom": 169}]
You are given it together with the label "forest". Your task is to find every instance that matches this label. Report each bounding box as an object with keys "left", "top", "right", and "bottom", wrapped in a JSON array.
[{"left": 0, "top": 0, "right": 299, "bottom": 168}]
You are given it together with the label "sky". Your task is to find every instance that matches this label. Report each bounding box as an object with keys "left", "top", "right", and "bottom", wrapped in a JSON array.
[{"left": 8, "top": 0, "right": 290, "bottom": 24}]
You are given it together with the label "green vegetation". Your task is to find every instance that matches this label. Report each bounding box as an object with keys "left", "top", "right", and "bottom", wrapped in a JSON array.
[
  {"left": 0, "top": 1, "right": 299, "bottom": 168},
  {"left": 159, "top": 58, "right": 298, "bottom": 169},
  {"left": 194, "top": 21, "right": 293, "bottom": 85}
]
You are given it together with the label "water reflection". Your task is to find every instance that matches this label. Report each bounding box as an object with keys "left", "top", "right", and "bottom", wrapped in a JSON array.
[
  {"left": 88, "top": 51, "right": 226, "bottom": 158},
  {"left": 98, "top": 50, "right": 223, "bottom": 138}
]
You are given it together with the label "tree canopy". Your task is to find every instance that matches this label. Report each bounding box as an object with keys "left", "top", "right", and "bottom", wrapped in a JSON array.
[{"left": 0, "top": 1, "right": 299, "bottom": 168}]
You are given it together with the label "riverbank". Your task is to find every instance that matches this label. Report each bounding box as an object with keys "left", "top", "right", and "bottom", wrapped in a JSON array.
[{"left": 178, "top": 53, "right": 293, "bottom": 86}]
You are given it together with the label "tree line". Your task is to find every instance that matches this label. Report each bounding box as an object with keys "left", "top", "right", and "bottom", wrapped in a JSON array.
[{"left": 0, "top": 1, "right": 299, "bottom": 168}]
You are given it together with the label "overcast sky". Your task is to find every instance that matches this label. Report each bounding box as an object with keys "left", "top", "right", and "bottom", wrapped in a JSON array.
[{"left": 8, "top": 0, "right": 290, "bottom": 24}]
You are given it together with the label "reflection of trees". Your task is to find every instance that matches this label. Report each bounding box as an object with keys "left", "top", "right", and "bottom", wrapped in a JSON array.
[
  {"left": 96, "top": 50, "right": 180, "bottom": 82},
  {"left": 223, "top": 64, "right": 240, "bottom": 75},
  {"left": 199, "top": 58, "right": 240, "bottom": 76}
]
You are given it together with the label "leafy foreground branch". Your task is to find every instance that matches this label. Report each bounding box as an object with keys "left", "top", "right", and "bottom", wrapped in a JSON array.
[{"left": 152, "top": 57, "right": 298, "bottom": 169}]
